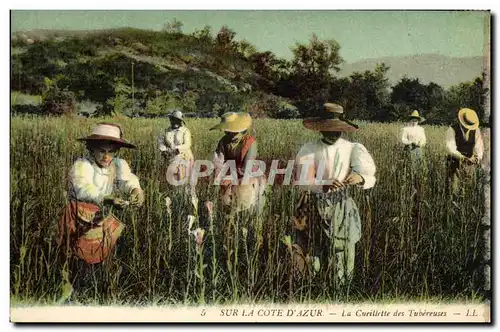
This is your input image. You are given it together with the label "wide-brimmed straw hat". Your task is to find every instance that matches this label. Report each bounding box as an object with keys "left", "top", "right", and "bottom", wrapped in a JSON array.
[
  {"left": 409, "top": 110, "right": 425, "bottom": 123},
  {"left": 302, "top": 103, "right": 359, "bottom": 132},
  {"left": 210, "top": 112, "right": 252, "bottom": 133},
  {"left": 168, "top": 110, "right": 185, "bottom": 123},
  {"left": 457, "top": 108, "right": 479, "bottom": 141},
  {"left": 458, "top": 108, "right": 479, "bottom": 131},
  {"left": 78, "top": 122, "right": 136, "bottom": 149}
]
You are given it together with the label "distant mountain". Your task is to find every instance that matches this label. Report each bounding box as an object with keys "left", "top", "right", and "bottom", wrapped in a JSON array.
[{"left": 339, "top": 54, "right": 486, "bottom": 88}]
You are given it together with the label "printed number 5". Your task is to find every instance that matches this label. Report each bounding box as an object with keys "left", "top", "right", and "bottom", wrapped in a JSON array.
[{"left": 201, "top": 309, "right": 206, "bottom": 316}]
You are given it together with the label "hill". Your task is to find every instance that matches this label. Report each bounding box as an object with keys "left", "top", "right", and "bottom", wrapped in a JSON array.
[
  {"left": 10, "top": 28, "right": 487, "bottom": 123},
  {"left": 11, "top": 27, "right": 301, "bottom": 118},
  {"left": 339, "top": 54, "right": 485, "bottom": 88}
]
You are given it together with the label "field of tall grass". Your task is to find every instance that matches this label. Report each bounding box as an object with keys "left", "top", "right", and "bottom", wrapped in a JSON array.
[{"left": 10, "top": 116, "right": 488, "bottom": 305}]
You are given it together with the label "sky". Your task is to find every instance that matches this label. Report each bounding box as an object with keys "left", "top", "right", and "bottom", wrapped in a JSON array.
[{"left": 10, "top": 10, "right": 489, "bottom": 63}]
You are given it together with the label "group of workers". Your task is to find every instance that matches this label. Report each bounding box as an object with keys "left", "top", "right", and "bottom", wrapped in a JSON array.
[{"left": 56, "top": 102, "right": 486, "bottom": 298}]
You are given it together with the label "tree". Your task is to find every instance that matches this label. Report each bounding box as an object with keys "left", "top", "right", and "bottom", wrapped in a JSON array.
[
  {"left": 340, "top": 63, "right": 391, "bottom": 121},
  {"left": 438, "top": 74, "right": 487, "bottom": 125},
  {"left": 288, "top": 34, "right": 344, "bottom": 116},
  {"left": 249, "top": 51, "right": 290, "bottom": 92},
  {"left": 40, "top": 77, "right": 77, "bottom": 116},
  {"left": 163, "top": 18, "right": 183, "bottom": 34},
  {"left": 192, "top": 25, "right": 213, "bottom": 45},
  {"left": 390, "top": 77, "right": 429, "bottom": 111},
  {"left": 215, "top": 25, "right": 237, "bottom": 52},
  {"left": 390, "top": 77, "right": 448, "bottom": 123},
  {"left": 237, "top": 39, "right": 257, "bottom": 58}
]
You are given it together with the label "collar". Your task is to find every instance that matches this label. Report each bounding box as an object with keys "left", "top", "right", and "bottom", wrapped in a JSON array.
[{"left": 320, "top": 137, "right": 346, "bottom": 147}]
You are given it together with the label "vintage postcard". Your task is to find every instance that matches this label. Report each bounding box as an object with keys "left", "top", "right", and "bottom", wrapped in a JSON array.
[{"left": 9, "top": 9, "right": 491, "bottom": 323}]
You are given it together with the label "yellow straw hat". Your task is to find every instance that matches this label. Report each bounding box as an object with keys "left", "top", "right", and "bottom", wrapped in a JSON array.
[
  {"left": 457, "top": 108, "right": 479, "bottom": 141},
  {"left": 458, "top": 108, "right": 479, "bottom": 130},
  {"left": 210, "top": 112, "right": 252, "bottom": 133},
  {"left": 409, "top": 110, "right": 425, "bottom": 123}
]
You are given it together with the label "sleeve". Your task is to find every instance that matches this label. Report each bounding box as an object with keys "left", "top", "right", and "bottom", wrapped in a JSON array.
[
  {"left": 177, "top": 128, "right": 192, "bottom": 153},
  {"left": 445, "top": 127, "right": 463, "bottom": 159},
  {"left": 68, "top": 159, "right": 104, "bottom": 204},
  {"left": 474, "top": 128, "right": 484, "bottom": 161},
  {"left": 158, "top": 132, "right": 168, "bottom": 152},
  {"left": 115, "top": 159, "right": 142, "bottom": 195},
  {"left": 294, "top": 143, "right": 322, "bottom": 193},
  {"left": 350, "top": 143, "right": 376, "bottom": 190},
  {"left": 419, "top": 127, "right": 427, "bottom": 147},
  {"left": 401, "top": 128, "right": 411, "bottom": 145}
]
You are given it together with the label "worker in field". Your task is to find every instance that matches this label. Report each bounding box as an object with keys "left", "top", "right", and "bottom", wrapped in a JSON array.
[
  {"left": 158, "top": 109, "right": 197, "bottom": 211},
  {"left": 445, "top": 108, "right": 484, "bottom": 194},
  {"left": 210, "top": 111, "right": 267, "bottom": 215},
  {"left": 158, "top": 110, "right": 195, "bottom": 185},
  {"left": 401, "top": 110, "right": 427, "bottom": 162},
  {"left": 292, "top": 103, "right": 376, "bottom": 287},
  {"left": 57, "top": 122, "right": 145, "bottom": 301}
]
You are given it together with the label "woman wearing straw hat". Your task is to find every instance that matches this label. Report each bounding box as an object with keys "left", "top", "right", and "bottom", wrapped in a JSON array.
[
  {"left": 401, "top": 110, "right": 427, "bottom": 162},
  {"left": 210, "top": 112, "right": 266, "bottom": 214},
  {"left": 158, "top": 110, "right": 195, "bottom": 185},
  {"left": 445, "top": 108, "right": 484, "bottom": 194},
  {"left": 292, "top": 103, "right": 376, "bottom": 286},
  {"left": 57, "top": 122, "right": 144, "bottom": 299}
]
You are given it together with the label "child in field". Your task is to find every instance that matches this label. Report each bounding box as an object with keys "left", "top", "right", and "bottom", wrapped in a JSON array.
[
  {"left": 401, "top": 110, "right": 426, "bottom": 162},
  {"left": 57, "top": 122, "right": 144, "bottom": 299},
  {"left": 293, "top": 103, "right": 376, "bottom": 286},
  {"left": 445, "top": 108, "right": 484, "bottom": 194}
]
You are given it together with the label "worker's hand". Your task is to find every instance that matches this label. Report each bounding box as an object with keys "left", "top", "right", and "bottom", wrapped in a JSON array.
[
  {"left": 130, "top": 188, "right": 145, "bottom": 207},
  {"left": 344, "top": 172, "right": 364, "bottom": 186},
  {"left": 322, "top": 179, "right": 345, "bottom": 193},
  {"left": 466, "top": 156, "right": 479, "bottom": 165},
  {"left": 104, "top": 195, "right": 130, "bottom": 209}
]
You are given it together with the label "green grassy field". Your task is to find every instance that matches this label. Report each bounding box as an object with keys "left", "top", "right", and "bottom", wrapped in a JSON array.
[{"left": 10, "top": 116, "right": 487, "bottom": 305}]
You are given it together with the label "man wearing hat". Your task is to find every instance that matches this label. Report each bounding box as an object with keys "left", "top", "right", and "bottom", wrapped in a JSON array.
[
  {"left": 210, "top": 112, "right": 266, "bottom": 214},
  {"left": 445, "top": 108, "right": 484, "bottom": 193},
  {"left": 158, "top": 110, "right": 194, "bottom": 185},
  {"left": 293, "top": 103, "right": 376, "bottom": 286},
  {"left": 57, "top": 122, "right": 144, "bottom": 298},
  {"left": 401, "top": 110, "right": 427, "bottom": 162}
]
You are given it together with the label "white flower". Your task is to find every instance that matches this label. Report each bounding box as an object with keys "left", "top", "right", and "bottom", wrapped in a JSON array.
[
  {"left": 187, "top": 215, "right": 196, "bottom": 233},
  {"left": 191, "top": 195, "right": 199, "bottom": 214},
  {"left": 313, "top": 256, "right": 321, "bottom": 273},
  {"left": 191, "top": 227, "right": 205, "bottom": 247},
  {"left": 205, "top": 201, "right": 214, "bottom": 218},
  {"left": 165, "top": 196, "right": 172, "bottom": 212}
]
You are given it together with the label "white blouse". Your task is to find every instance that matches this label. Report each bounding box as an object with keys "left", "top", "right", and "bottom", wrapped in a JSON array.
[
  {"left": 158, "top": 126, "right": 193, "bottom": 156},
  {"left": 294, "top": 138, "right": 377, "bottom": 194},
  {"left": 68, "top": 157, "right": 142, "bottom": 205},
  {"left": 401, "top": 125, "right": 427, "bottom": 147}
]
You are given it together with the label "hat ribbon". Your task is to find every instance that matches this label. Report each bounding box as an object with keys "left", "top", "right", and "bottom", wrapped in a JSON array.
[{"left": 93, "top": 124, "right": 121, "bottom": 139}]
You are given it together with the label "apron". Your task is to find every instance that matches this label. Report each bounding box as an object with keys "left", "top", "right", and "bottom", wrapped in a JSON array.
[
  {"left": 292, "top": 188, "right": 361, "bottom": 275},
  {"left": 217, "top": 135, "right": 266, "bottom": 213},
  {"left": 57, "top": 201, "right": 125, "bottom": 264}
]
